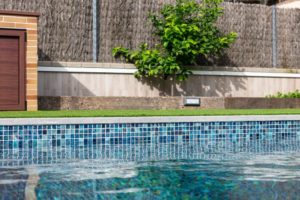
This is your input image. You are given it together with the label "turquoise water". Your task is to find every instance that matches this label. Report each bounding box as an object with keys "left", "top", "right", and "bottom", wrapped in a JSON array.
[{"left": 1, "top": 142, "right": 300, "bottom": 200}]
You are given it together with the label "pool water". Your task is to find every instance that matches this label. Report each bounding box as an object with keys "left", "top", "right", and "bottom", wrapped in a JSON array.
[{"left": 1, "top": 141, "right": 300, "bottom": 200}]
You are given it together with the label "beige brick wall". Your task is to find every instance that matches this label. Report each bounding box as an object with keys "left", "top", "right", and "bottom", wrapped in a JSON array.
[{"left": 0, "top": 14, "right": 38, "bottom": 111}]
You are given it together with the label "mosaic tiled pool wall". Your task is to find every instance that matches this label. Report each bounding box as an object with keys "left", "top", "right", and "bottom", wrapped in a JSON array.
[
  {"left": 1, "top": 120, "right": 300, "bottom": 166},
  {"left": 1, "top": 120, "right": 300, "bottom": 149}
]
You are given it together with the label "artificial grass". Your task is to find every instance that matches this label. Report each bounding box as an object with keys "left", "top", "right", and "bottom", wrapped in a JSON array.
[{"left": 0, "top": 109, "right": 300, "bottom": 118}]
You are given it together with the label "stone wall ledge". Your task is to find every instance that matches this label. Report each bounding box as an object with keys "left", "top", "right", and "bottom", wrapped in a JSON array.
[{"left": 38, "top": 96, "right": 300, "bottom": 110}]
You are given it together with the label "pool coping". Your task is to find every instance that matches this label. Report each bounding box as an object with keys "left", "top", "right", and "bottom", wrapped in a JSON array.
[{"left": 1, "top": 115, "right": 300, "bottom": 125}]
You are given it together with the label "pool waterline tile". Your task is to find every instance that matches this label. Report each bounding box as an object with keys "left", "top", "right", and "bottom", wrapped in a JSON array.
[{"left": 1, "top": 120, "right": 300, "bottom": 166}]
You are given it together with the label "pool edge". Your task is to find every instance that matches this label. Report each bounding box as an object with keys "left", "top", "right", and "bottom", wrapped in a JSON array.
[{"left": 1, "top": 115, "right": 300, "bottom": 125}]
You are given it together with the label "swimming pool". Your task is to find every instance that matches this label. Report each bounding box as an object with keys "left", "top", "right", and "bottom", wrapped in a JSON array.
[{"left": 1, "top": 116, "right": 300, "bottom": 199}]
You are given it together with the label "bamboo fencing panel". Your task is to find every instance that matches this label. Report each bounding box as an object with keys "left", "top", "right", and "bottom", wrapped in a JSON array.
[
  {"left": 1, "top": 1, "right": 300, "bottom": 68},
  {"left": 0, "top": 0, "right": 93, "bottom": 62}
]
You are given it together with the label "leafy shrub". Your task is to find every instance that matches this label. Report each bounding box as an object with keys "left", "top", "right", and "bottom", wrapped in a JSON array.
[
  {"left": 113, "top": 0, "right": 237, "bottom": 81},
  {"left": 267, "top": 90, "right": 300, "bottom": 98}
]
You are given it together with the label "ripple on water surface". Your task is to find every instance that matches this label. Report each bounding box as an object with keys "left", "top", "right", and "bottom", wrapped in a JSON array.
[{"left": 1, "top": 142, "right": 300, "bottom": 200}]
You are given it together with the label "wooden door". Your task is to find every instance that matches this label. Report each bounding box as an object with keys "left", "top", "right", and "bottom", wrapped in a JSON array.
[{"left": 0, "top": 29, "right": 26, "bottom": 111}]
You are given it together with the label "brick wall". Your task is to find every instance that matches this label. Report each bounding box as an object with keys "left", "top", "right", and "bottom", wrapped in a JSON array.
[{"left": 0, "top": 11, "right": 39, "bottom": 111}]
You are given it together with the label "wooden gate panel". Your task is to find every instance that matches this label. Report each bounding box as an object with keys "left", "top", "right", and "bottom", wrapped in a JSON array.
[{"left": 0, "top": 30, "right": 26, "bottom": 111}]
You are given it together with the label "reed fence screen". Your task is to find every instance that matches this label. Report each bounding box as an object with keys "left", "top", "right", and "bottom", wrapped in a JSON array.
[{"left": 0, "top": 0, "right": 299, "bottom": 68}]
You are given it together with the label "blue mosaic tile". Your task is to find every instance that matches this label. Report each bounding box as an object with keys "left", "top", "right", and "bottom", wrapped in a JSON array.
[{"left": 0, "top": 120, "right": 300, "bottom": 157}]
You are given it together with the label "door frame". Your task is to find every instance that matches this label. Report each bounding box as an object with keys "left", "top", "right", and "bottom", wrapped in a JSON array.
[{"left": 0, "top": 29, "right": 26, "bottom": 111}]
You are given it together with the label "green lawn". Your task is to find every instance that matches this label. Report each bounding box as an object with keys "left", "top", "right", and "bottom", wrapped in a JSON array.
[{"left": 0, "top": 109, "right": 300, "bottom": 118}]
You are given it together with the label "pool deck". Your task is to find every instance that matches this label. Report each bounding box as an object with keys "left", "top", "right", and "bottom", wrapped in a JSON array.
[{"left": 1, "top": 115, "right": 300, "bottom": 125}]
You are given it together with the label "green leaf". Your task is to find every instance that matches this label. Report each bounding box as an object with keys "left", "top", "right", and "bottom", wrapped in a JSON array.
[{"left": 112, "top": 0, "right": 236, "bottom": 82}]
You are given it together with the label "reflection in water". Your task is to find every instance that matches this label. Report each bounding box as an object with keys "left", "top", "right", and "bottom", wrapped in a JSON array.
[
  {"left": 2, "top": 137, "right": 300, "bottom": 166},
  {"left": 1, "top": 139, "right": 300, "bottom": 199}
]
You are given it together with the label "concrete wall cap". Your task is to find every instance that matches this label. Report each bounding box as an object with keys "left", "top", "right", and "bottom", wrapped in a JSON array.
[{"left": 1, "top": 115, "right": 300, "bottom": 125}]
